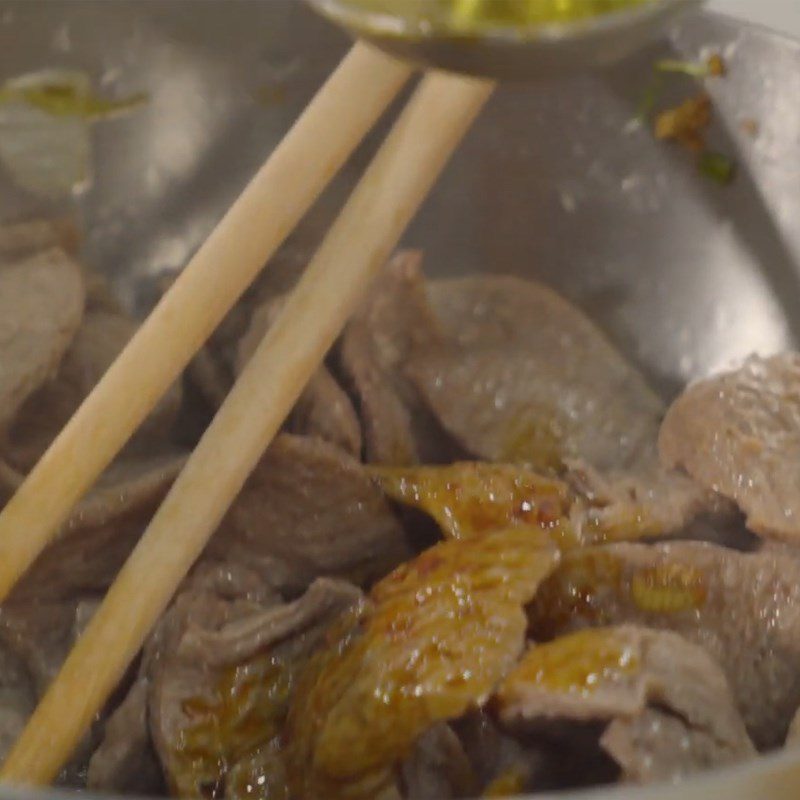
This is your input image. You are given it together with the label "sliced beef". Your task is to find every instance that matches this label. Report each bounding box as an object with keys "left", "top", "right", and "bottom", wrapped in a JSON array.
[
  {"left": 399, "top": 723, "right": 478, "bottom": 800},
  {"left": 0, "top": 599, "right": 98, "bottom": 701},
  {"left": 371, "top": 460, "right": 734, "bottom": 553},
  {"left": 451, "top": 710, "right": 611, "bottom": 796},
  {"left": 496, "top": 626, "right": 753, "bottom": 783},
  {"left": 235, "top": 295, "right": 361, "bottom": 458},
  {"left": 528, "top": 541, "right": 800, "bottom": 748},
  {"left": 149, "top": 571, "right": 361, "bottom": 799},
  {"left": 0, "top": 597, "right": 102, "bottom": 783},
  {"left": 283, "top": 529, "right": 560, "bottom": 800},
  {"left": 0, "top": 636, "right": 35, "bottom": 763},
  {"left": 87, "top": 561, "right": 285, "bottom": 795},
  {"left": 660, "top": 353, "right": 800, "bottom": 542},
  {"left": 86, "top": 678, "right": 163, "bottom": 795},
  {"left": 0, "top": 247, "right": 85, "bottom": 429},
  {"left": 564, "top": 459, "right": 740, "bottom": 547},
  {"left": 9, "top": 451, "right": 186, "bottom": 602},
  {"left": 787, "top": 707, "right": 800, "bottom": 747},
  {"left": 339, "top": 250, "right": 447, "bottom": 465},
  {"left": 211, "top": 434, "right": 413, "bottom": 592},
  {"left": 408, "top": 276, "right": 664, "bottom": 473},
  {"left": 0, "top": 218, "right": 78, "bottom": 260},
  {"left": 5, "top": 309, "right": 182, "bottom": 472}
]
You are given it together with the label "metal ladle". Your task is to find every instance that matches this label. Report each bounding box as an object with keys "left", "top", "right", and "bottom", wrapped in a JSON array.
[{"left": 307, "top": 0, "right": 702, "bottom": 80}]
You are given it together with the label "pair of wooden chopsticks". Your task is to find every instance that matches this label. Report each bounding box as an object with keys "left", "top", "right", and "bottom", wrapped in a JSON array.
[{"left": 0, "top": 43, "right": 493, "bottom": 784}]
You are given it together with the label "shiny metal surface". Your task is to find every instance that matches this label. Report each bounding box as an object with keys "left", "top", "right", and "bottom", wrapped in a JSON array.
[
  {"left": 0, "top": 2, "right": 799, "bottom": 797},
  {"left": 307, "top": 0, "right": 702, "bottom": 80}
]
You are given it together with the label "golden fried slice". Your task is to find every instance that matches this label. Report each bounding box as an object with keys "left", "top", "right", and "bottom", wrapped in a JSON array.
[
  {"left": 284, "top": 528, "right": 561, "bottom": 800},
  {"left": 527, "top": 541, "right": 800, "bottom": 749},
  {"left": 371, "top": 462, "right": 676, "bottom": 549},
  {"left": 371, "top": 462, "right": 570, "bottom": 540},
  {"left": 169, "top": 655, "right": 293, "bottom": 800}
]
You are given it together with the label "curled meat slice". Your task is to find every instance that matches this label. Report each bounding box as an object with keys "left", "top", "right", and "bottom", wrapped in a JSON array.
[
  {"left": 150, "top": 578, "right": 362, "bottom": 800},
  {"left": 495, "top": 626, "right": 754, "bottom": 783},
  {"left": 528, "top": 541, "right": 800, "bottom": 748},
  {"left": 212, "top": 434, "right": 412, "bottom": 592},
  {"left": 0, "top": 247, "right": 85, "bottom": 429},
  {"left": 5, "top": 309, "right": 182, "bottom": 472},
  {"left": 8, "top": 452, "right": 186, "bottom": 601},
  {"left": 408, "top": 276, "right": 664, "bottom": 472},
  {"left": 235, "top": 296, "right": 361, "bottom": 458},
  {"left": 339, "top": 250, "right": 446, "bottom": 465},
  {"left": 659, "top": 354, "right": 800, "bottom": 542},
  {"left": 284, "top": 528, "right": 560, "bottom": 800},
  {"left": 0, "top": 218, "right": 78, "bottom": 260},
  {"left": 88, "top": 561, "right": 285, "bottom": 795}
]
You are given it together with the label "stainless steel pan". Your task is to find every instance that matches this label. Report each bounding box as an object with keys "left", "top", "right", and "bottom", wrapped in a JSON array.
[{"left": 0, "top": 2, "right": 799, "bottom": 797}]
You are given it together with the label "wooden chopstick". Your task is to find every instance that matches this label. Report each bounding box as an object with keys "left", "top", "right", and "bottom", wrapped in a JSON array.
[
  {"left": 0, "top": 68, "right": 494, "bottom": 785},
  {"left": 0, "top": 42, "right": 411, "bottom": 606}
]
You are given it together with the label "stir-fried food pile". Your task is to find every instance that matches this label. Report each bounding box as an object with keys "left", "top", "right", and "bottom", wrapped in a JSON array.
[{"left": 2, "top": 219, "right": 800, "bottom": 798}]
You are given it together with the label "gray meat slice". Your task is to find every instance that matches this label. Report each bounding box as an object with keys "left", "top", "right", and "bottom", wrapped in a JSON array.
[
  {"left": 659, "top": 353, "right": 800, "bottom": 542},
  {"left": 400, "top": 723, "right": 478, "bottom": 800},
  {"left": 88, "top": 561, "right": 284, "bottom": 795},
  {"left": 0, "top": 218, "right": 78, "bottom": 259},
  {"left": 0, "top": 638, "right": 35, "bottom": 763},
  {"left": 408, "top": 276, "right": 663, "bottom": 472},
  {"left": 528, "top": 541, "right": 800, "bottom": 748},
  {"left": 339, "top": 250, "right": 445, "bottom": 465},
  {"left": 0, "top": 598, "right": 98, "bottom": 701},
  {"left": 787, "top": 707, "right": 800, "bottom": 747},
  {"left": 0, "top": 247, "right": 85, "bottom": 429},
  {"left": 86, "top": 678, "right": 163, "bottom": 795},
  {"left": 5, "top": 309, "right": 182, "bottom": 472},
  {"left": 496, "top": 626, "right": 753, "bottom": 783},
  {"left": 235, "top": 295, "right": 362, "bottom": 458},
  {"left": 0, "top": 597, "right": 102, "bottom": 784},
  {"left": 211, "top": 434, "right": 412, "bottom": 592},
  {"left": 9, "top": 451, "right": 186, "bottom": 602}
]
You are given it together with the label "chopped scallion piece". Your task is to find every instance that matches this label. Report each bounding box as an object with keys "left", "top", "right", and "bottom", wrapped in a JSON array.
[{"left": 698, "top": 151, "right": 735, "bottom": 184}]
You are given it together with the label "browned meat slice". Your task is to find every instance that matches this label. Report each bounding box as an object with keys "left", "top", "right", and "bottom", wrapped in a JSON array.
[
  {"left": 339, "top": 250, "right": 447, "bottom": 465},
  {"left": 5, "top": 309, "right": 182, "bottom": 471},
  {"left": 235, "top": 296, "right": 362, "bottom": 458},
  {"left": 9, "top": 451, "right": 186, "bottom": 602},
  {"left": 284, "top": 528, "right": 560, "bottom": 800},
  {"left": 496, "top": 626, "right": 753, "bottom": 783},
  {"left": 148, "top": 571, "right": 362, "bottom": 799},
  {"left": 408, "top": 276, "right": 663, "bottom": 472},
  {"left": 87, "top": 561, "right": 285, "bottom": 795},
  {"left": 0, "top": 247, "right": 85, "bottom": 429},
  {"left": 372, "top": 462, "right": 571, "bottom": 541},
  {"left": 211, "top": 434, "right": 413, "bottom": 592},
  {"left": 371, "top": 461, "right": 732, "bottom": 551},
  {"left": 660, "top": 354, "right": 800, "bottom": 542},
  {"left": 528, "top": 541, "right": 800, "bottom": 748}
]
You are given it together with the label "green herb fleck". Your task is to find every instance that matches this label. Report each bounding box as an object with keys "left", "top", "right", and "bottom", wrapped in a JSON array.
[
  {"left": 698, "top": 151, "right": 735, "bottom": 185},
  {"left": 637, "top": 74, "right": 664, "bottom": 122},
  {"left": 0, "top": 71, "right": 147, "bottom": 120},
  {"left": 655, "top": 53, "right": 725, "bottom": 79}
]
